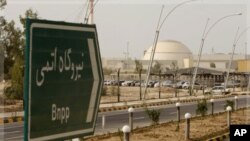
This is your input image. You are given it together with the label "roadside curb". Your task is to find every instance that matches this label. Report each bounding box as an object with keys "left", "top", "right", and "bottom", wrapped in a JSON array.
[
  {"left": 206, "top": 132, "right": 229, "bottom": 141},
  {"left": 0, "top": 116, "right": 24, "bottom": 124},
  {"left": 99, "top": 95, "right": 233, "bottom": 112},
  {"left": 0, "top": 93, "right": 241, "bottom": 123}
]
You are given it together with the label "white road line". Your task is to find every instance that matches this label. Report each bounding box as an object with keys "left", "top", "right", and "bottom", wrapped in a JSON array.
[
  {"left": 0, "top": 125, "right": 23, "bottom": 130},
  {"left": 4, "top": 131, "right": 22, "bottom": 134},
  {"left": 6, "top": 135, "right": 23, "bottom": 140},
  {"left": 134, "top": 117, "right": 145, "bottom": 120},
  {"left": 0, "top": 131, "right": 22, "bottom": 135},
  {"left": 169, "top": 112, "right": 177, "bottom": 115}
]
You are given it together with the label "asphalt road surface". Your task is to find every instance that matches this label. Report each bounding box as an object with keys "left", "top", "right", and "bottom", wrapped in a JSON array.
[
  {"left": 0, "top": 122, "right": 23, "bottom": 141},
  {"left": 1, "top": 95, "right": 249, "bottom": 140}
]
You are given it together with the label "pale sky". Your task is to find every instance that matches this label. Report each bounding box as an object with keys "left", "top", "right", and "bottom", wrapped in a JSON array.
[{"left": 3, "top": 0, "right": 250, "bottom": 59}]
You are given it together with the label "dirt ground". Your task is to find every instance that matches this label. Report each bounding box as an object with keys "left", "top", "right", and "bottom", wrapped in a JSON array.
[
  {"left": 86, "top": 108, "right": 250, "bottom": 141},
  {"left": 100, "top": 86, "right": 193, "bottom": 103}
]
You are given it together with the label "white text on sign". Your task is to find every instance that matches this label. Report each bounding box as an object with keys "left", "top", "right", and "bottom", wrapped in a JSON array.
[
  {"left": 36, "top": 48, "right": 84, "bottom": 87},
  {"left": 51, "top": 104, "right": 70, "bottom": 124}
]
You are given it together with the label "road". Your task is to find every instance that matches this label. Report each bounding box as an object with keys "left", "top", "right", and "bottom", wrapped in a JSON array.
[
  {"left": 0, "top": 122, "right": 23, "bottom": 141},
  {"left": 95, "top": 95, "right": 250, "bottom": 134},
  {"left": 0, "top": 95, "right": 249, "bottom": 140}
]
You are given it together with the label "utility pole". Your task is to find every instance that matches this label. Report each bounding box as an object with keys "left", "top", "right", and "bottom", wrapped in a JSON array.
[{"left": 89, "top": 0, "right": 94, "bottom": 24}]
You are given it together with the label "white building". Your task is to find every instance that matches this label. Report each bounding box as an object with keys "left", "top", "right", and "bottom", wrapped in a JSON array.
[
  {"left": 142, "top": 40, "right": 193, "bottom": 69},
  {"left": 193, "top": 53, "right": 248, "bottom": 71},
  {"left": 102, "top": 40, "right": 249, "bottom": 72}
]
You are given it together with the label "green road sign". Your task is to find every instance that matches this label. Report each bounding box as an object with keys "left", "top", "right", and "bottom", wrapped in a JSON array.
[{"left": 24, "top": 19, "right": 103, "bottom": 141}]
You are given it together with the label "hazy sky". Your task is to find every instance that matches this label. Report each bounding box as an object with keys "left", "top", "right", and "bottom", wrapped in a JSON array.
[{"left": 3, "top": 0, "right": 250, "bottom": 59}]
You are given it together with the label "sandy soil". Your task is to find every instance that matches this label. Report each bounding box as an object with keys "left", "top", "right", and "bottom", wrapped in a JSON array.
[
  {"left": 101, "top": 86, "right": 192, "bottom": 103},
  {"left": 86, "top": 108, "right": 250, "bottom": 141}
]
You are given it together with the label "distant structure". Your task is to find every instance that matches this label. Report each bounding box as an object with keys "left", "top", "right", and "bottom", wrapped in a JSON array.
[
  {"left": 193, "top": 53, "right": 248, "bottom": 71},
  {"left": 237, "top": 59, "right": 250, "bottom": 72},
  {"left": 142, "top": 40, "right": 193, "bottom": 69},
  {"left": 102, "top": 40, "right": 249, "bottom": 73}
]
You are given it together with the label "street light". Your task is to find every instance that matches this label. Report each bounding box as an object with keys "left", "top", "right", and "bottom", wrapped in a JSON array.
[
  {"left": 224, "top": 26, "right": 250, "bottom": 90},
  {"left": 176, "top": 102, "right": 181, "bottom": 122},
  {"left": 247, "top": 76, "right": 250, "bottom": 91},
  {"left": 210, "top": 99, "right": 214, "bottom": 115},
  {"left": 191, "top": 13, "right": 242, "bottom": 92},
  {"left": 226, "top": 106, "right": 232, "bottom": 127},
  {"left": 234, "top": 96, "right": 238, "bottom": 110},
  {"left": 117, "top": 68, "right": 121, "bottom": 102},
  {"left": 143, "top": 0, "right": 197, "bottom": 100}
]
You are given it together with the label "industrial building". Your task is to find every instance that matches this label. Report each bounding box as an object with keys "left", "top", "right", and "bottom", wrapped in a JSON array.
[{"left": 102, "top": 40, "right": 249, "bottom": 73}]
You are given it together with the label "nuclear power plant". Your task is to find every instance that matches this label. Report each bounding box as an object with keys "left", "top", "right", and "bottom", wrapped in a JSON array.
[{"left": 102, "top": 40, "right": 249, "bottom": 73}]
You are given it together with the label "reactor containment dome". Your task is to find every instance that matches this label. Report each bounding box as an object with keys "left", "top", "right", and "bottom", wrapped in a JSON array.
[{"left": 143, "top": 40, "right": 193, "bottom": 68}]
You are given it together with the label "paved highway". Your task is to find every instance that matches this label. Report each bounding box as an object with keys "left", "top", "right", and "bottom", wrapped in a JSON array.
[
  {"left": 95, "top": 95, "right": 250, "bottom": 134},
  {"left": 0, "top": 122, "right": 23, "bottom": 141},
  {"left": 0, "top": 95, "right": 249, "bottom": 140}
]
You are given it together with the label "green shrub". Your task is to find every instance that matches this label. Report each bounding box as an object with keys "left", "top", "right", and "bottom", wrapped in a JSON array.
[
  {"left": 224, "top": 100, "right": 234, "bottom": 111},
  {"left": 102, "top": 86, "right": 107, "bottom": 96},
  {"left": 196, "top": 99, "right": 208, "bottom": 117},
  {"left": 145, "top": 108, "right": 161, "bottom": 125}
]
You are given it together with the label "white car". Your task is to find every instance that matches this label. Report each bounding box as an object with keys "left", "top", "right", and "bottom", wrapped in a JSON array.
[
  {"left": 221, "top": 80, "right": 241, "bottom": 88},
  {"left": 182, "top": 82, "right": 205, "bottom": 90},
  {"left": 161, "top": 80, "right": 173, "bottom": 87},
  {"left": 121, "top": 81, "right": 133, "bottom": 86},
  {"left": 205, "top": 86, "right": 230, "bottom": 94},
  {"left": 154, "top": 82, "right": 160, "bottom": 87},
  {"left": 175, "top": 81, "right": 188, "bottom": 88}
]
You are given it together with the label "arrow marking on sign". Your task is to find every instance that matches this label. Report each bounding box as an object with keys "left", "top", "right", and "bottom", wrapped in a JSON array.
[{"left": 86, "top": 38, "right": 99, "bottom": 123}]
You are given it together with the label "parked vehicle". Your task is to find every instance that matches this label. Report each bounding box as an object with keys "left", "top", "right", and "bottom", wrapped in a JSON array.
[
  {"left": 121, "top": 80, "right": 134, "bottom": 86},
  {"left": 141, "top": 80, "right": 157, "bottom": 87},
  {"left": 134, "top": 80, "right": 143, "bottom": 87},
  {"left": 130, "top": 80, "right": 138, "bottom": 86},
  {"left": 148, "top": 80, "right": 157, "bottom": 87},
  {"left": 181, "top": 82, "right": 205, "bottom": 90},
  {"left": 104, "top": 80, "right": 108, "bottom": 85},
  {"left": 105, "top": 80, "right": 113, "bottom": 85},
  {"left": 205, "top": 86, "right": 230, "bottom": 94},
  {"left": 154, "top": 82, "right": 160, "bottom": 87},
  {"left": 175, "top": 81, "right": 188, "bottom": 88},
  {"left": 112, "top": 80, "right": 119, "bottom": 85},
  {"left": 118, "top": 80, "right": 125, "bottom": 86},
  {"left": 221, "top": 80, "right": 241, "bottom": 88},
  {"left": 161, "top": 80, "right": 173, "bottom": 87}
]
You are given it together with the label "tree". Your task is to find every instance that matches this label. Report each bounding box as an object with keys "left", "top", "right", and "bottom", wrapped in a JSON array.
[
  {"left": 0, "top": 0, "right": 6, "bottom": 80},
  {"left": 171, "top": 61, "right": 178, "bottom": 70},
  {"left": 19, "top": 9, "right": 38, "bottom": 30},
  {"left": 2, "top": 20, "right": 24, "bottom": 78},
  {"left": 210, "top": 62, "right": 216, "bottom": 68},
  {"left": 0, "top": 0, "right": 6, "bottom": 9},
  {"left": 5, "top": 56, "right": 23, "bottom": 99},
  {"left": 196, "top": 99, "right": 208, "bottom": 117},
  {"left": 103, "top": 67, "right": 113, "bottom": 75},
  {"left": 145, "top": 108, "right": 161, "bottom": 137},
  {"left": 4, "top": 8, "right": 38, "bottom": 99},
  {"left": 134, "top": 59, "right": 143, "bottom": 73},
  {"left": 145, "top": 108, "right": 160, "bottom": 125},
  {"left": 101, "top": 86, "right": 107, "bottom": 96},
  {"left": 171, "top": 61, "right": 179, "bottom": 97},
  {"left": 151, "top": 61, "right": 161, "bottom": 73}
]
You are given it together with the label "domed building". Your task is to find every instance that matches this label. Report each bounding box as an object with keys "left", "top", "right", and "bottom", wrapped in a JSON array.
[{"left": 143, "top": 40, "right": 193, "bottom": 69}]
